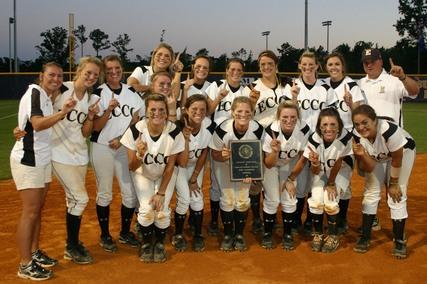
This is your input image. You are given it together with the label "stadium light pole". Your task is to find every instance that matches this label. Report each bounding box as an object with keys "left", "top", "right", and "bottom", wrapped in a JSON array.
[
  {"left": 13, "top": 0, "right": 18, "bottom": 72},
  {"left": 322, "top": 20, "right": 332, "bottom": 53},
  {"left": 160, "top": 29, "right": 165, "bottom": 42},
  {"left": 304, "top": 0, "right": 308, "bottom": 50},
  {"left": 9, "top": 17, "right": 14, "bottom": 73},
  {"left": 262, "top": 31, "right": 270, "bottom": 50}
]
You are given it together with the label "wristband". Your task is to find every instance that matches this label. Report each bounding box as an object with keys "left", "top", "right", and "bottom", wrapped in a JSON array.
[
  {"left": 399, "top": 75, "right": 407, "bottom": 81},
  {"left": 327, "top": 181, "right": 336, "bottom": 187},
  {"left": 390, "top": 166, "right": 401, "bottom": 180},
  {"left": 156, "top": 192, "right": 165, "bottom": 196}
]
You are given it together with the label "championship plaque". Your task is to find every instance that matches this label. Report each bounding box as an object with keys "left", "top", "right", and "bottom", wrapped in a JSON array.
[{"left": 229, "top": 140, "right": 263, "bottom": 181}]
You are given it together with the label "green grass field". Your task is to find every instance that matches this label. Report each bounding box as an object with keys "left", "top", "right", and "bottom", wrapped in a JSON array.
[{"left": 0, "top": 100, "right": 426, "bottom": 180}]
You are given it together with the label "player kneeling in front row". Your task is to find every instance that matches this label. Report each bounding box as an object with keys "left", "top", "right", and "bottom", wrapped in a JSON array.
[
  {"left": 261, "top": 101, "right": 310, "bottom": 250},
  {"left": 172, "top": 95, "right": 216, "bottom": 252},
  {"left": 210, "top": 97, "right": 264, "bottom": 252},
  {"left": 121, "top": 94, "right": 185, "bottom": 263},
  {"left": 352, "top": 105, "right": 415, "bottom": 259},
  {"left": 289, "top": 108, "right": 353, "bottom": 253}
]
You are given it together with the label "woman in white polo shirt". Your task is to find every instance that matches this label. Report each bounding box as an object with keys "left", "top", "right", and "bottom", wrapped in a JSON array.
[{"left": 10, "top": 62, "right": 76, "bottom": 281}]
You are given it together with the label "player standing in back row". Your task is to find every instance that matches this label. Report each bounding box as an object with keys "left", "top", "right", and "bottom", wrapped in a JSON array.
[{"left": 90, "top": 55, "right": 143, "bottom": 253}]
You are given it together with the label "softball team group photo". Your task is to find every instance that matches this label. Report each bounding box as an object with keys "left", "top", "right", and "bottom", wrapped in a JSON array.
[{"left": 9, "top": 42, "right": 420, "bottom": 281}]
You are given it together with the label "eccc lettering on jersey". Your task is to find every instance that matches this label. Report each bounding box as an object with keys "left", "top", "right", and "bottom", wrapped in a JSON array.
[{"left": 59, "top": 104, "right": 136, "bottom": 124}]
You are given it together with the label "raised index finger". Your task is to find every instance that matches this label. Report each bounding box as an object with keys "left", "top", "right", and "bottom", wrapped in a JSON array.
[
  {"left": 93, "top": 97, "right": 101, "bottom": 106},
  {"left": 175, "top": 52, "right": 182, "bottom": 63},
  {"left": 389, "top": 58, "right": 395, "bottom": 67},
  {"left": 308, "top": 145, "right": 316, "bottom": 153},
  {"left": 271, "top": 130, "right": 277, "bottom": 140}
]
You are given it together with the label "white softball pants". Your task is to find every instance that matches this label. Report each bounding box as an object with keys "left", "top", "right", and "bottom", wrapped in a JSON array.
[
  {"left": 90, "top": 142, "right": 136, "bottom": 208},
  {"left": 175, "top": 165, "right": 205, "bottom": 214}
]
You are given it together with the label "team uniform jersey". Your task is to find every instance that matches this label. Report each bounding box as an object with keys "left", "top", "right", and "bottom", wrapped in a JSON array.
[
  {"left": 358, "top": 69, "right": 416, "bottom": 127},
  {"left": 303, "top": 129, "right": 353, "bottom": 181},
  {"left": 210, "top": 118, "right": 264, "bottom": 212},
  {"left": 50, "top": 81, "right": 98, "bottom": 166},
  {"left": 90, "top": 83, "right": 143, "bottom": 145},
  {"left": 180, "top": 80, "right": 211, "bottom": 99},
  {"left": 206, "top": 80, "right": 247, "bottom": 125},
  {"left": 352, "top": 119, "right": 415, "bottom": 162},
  {"left": 322, "top": 76, "right": 365, "bottom": 130},
  {"left": 175, "top": 118, "right": 216, "bottom": 214},
  {"left": 120, "top": 120, "right": 185, "bottom": 180},
  {"left": 10, "top": 84, "right": 53, "bottom": 167},
  {"left": 176, "top": 118, "right": 216, "bottom": 167},
  {"left": 210, "top": 119, "right": 264, "bottom": 155},
  {"left": 287, "top": 78, "right": 333, "bottom": 131},
  {"left": 176, "top": 80, "right": 211, "bottom": 119},
  {"left": 262, "top": 120, "right": 311, "bottom": 214},
  {"left": 129, "top": 65, "right": 153, "bottom": 91},
  {"left": 242, "top": 79, "right": 291, "bottom": 127},
  {"left": 263, "top": 120, "right": 311, "bottom": 167}
]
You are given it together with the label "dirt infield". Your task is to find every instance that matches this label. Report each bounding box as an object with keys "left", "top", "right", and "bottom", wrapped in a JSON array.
[{"left": 1, "top": 154, "right": 427, "bottom": 284}]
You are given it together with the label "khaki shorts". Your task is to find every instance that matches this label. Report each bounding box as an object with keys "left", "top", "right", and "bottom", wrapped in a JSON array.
[{"left": 10, "top": 158, "right": 52, "bottom": 190}]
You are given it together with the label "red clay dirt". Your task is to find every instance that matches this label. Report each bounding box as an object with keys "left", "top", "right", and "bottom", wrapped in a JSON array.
[{"left": 1, "top": 154, "right": 427, "bottom": 284}]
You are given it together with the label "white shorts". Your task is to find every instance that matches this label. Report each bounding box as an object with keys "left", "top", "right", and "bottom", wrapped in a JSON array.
[{"left": 10, "top": 158, "right": 51, "bottom": 190}]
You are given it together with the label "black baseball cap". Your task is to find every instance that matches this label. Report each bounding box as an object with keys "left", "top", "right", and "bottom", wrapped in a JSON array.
[{"left": 361, "top": 48, "right": 382, "bottom": 62}]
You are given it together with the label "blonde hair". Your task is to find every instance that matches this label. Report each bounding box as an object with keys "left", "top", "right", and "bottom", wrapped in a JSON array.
[
  {"left": 298, "top": 51, "right": 320, "bottom": 77},
  {"left": 276, "top": 101, "right": 300, "bottom": 120},
  {"left": 231, "top": 96, "right": 254, "bottom": 112},
  {"left": 74, "top": 56, "right": 104, "bottom": 84},
  {"left": 150, "top": 43, "right": 175, "bottom": 72}
]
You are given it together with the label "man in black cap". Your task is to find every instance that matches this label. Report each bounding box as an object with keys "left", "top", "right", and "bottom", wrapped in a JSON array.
[{"left": 358, "top": 48, "right": 419, "bottom": 127}]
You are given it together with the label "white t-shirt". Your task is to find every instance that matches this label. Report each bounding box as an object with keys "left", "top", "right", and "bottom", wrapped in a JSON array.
[
  {"left": 120, "top": 120, "right": 185, "bottom": 180},
  {"left": 51, "top": 81, "right": 98, "bottom": 166},
  {"left": 91, "top": 83, "right": 143, "bottom": 145},
  {"left": 263, "top": 120, "right": 310, "bottom": 167},
  {"left": 322, "top": 76, "right": 365, "bottom": 130},
  {"left": 358, "top": 69, "right": 416, "bottom": 127},
  {"left": 206, "top": 79, "right": 247, "bottom": 125},
  {"left": 242, "top": 79, "right": 291, "bottom": 127},
  {"left": 10, "top": 84, "right": 53, "bottom": 166}
]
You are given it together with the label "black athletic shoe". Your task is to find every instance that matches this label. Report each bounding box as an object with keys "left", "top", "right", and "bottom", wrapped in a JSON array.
[
  {"left": 119, "top": 232, "right": 140, "bottom": 248},
  {"left": 353, "top": 236, "right": 370, "bottom": 253},
  {"left": 233, "top": 234, "right": 247, "bottom": 251},
  {"left": 153, "top": 242, "right": 167, "bottom": 263},
  {"left": 261, "top": 233, "right": 274, "bottom": 250},
  {"left": 64, "top": 243, "right": 93, "bottom": 265},
  {"left": 220, "top": 235, "right": 234, "bottom": 252},
  {"left": 171, "top": 234, "right": 187, "bottom": 252},
  {"left": 17, "top": 260, "right": 52, "bottom": 281},
  {"left": 32, "top": 249, "right": 58, "bottom": 268},
  {"left": 192, "top": 235, "right": 205, "bottom": 252},
  {"left": 99, "top": 235, "right": 118, "bottom": 253},
  {"left": 282, "top": 234, "right": 295, "bottom": 251}
]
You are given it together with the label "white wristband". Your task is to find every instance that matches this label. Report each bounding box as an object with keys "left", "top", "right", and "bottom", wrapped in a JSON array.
[{"left": 390, "top": 166, "right": 401, "bottom": 179}]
